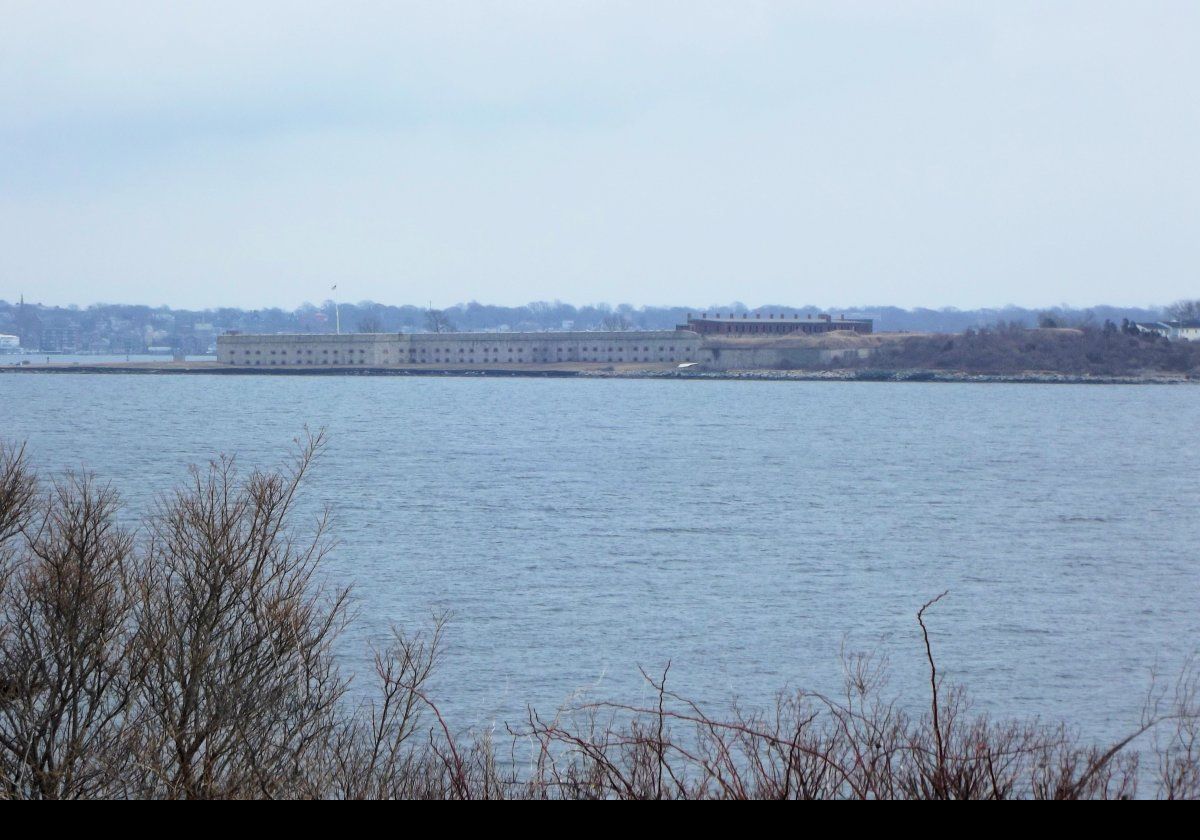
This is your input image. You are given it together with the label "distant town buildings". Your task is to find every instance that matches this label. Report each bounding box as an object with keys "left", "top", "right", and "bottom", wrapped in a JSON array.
[
  {"left": 38, "top": 325, "right": 82, "bottom": 352},
  {"left": 0, "top": 299, "right": 222, "bottom": 354}
]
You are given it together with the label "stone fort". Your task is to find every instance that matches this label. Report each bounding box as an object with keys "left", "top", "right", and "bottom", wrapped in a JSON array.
[
  {"left": 217, "top": 329, "right": 703, "bottom": 367},
  {"left": 215, "top": 314, "right": 873, "bottom": 369}
]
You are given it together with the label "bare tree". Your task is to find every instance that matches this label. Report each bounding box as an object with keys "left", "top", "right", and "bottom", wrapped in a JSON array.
[
  {"left": 323, "top": 617, "right": 459, "bottom": 799},
  {"left": 0, "top": 434, "right": 484, "bottom": 800},
  {"left": 424, "top": 310, "right": 455, "bottom": 334},
  {"left": 131, "top": 431, "right": 350, "bottom": 798},
  {"left": 599, "top": 314, "right": 633, "bottom": 331},
  {"left": 1165, "top": 300, "right": 1200, "bottom": 322},
  {"left": 357, "top": 314, "right": 385, "bottom": 333},
  {"left": 0, "top": 470, "right": 139, "bottom": 799},
  {"left": 0, "top": 444, "right": 35, "bottom": 549}
]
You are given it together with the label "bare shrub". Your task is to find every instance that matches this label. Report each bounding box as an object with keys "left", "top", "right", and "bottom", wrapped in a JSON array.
[
  {"left": 853, "top": 323, "right": 1200, "bottom": 376},
  {"left": 321, "top": 616, "right": 503, "bottom": 800},
  {"left": 512, "top": 596, "right": 1196, "bottom": 799}
]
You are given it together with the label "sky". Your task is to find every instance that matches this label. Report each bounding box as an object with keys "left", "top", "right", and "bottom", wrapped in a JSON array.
[{"left": 1, "top": 1, "right": 1197, "bottom": 311}]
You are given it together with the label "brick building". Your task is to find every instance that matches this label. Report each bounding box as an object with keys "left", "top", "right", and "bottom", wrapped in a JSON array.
[{"left": 678, "top": 313, "right": 873, "bottom": 337}]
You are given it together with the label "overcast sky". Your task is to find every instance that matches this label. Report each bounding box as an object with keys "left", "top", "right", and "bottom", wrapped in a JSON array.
[{"left": 2, "top": 1, "right": 1197, "bottom": 311}]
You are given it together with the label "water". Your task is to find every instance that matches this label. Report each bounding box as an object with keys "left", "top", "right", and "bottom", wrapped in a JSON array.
[{"left": 2, "top": 373, "right": 1198, "bottom": 744}]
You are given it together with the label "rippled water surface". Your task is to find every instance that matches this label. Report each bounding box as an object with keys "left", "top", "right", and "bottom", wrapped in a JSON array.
[{"left": 2, "top": 374, "right": 1198, "bottom": 741}]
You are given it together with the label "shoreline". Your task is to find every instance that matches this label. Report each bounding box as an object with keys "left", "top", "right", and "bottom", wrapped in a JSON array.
[{"left": 1, "top": 361, "right": 1193, "bottom": 385}]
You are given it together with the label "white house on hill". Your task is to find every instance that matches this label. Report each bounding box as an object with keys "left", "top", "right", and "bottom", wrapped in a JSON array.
[{"left": 1135, "top": 320, "right": 1200, "bottom": 341}]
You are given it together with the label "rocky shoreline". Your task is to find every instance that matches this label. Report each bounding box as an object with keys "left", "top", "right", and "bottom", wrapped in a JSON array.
[
  {"left": 582, "top": 368, "right": 1196, "bottom": 385},
  {"left": 2, "top": 361, "right": 1194, "bottom": 384}
]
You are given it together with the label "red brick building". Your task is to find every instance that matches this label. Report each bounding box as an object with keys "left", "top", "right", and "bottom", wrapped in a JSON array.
[{"left": 678, "top": 313, "right": 873, "bottom": 337}]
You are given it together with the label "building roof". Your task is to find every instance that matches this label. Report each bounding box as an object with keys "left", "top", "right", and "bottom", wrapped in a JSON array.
[
  {"left": 685, "top": 315, "right": 872, "bottom": 324},
  {"left": 1138, "top": 320, "right": 1200, "bottom": 329}
]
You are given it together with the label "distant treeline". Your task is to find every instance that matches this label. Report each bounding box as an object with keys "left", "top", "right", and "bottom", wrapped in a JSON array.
[
  {"left": 0, "top": 297, "right": 1182, "bottom": 353},
  {"left": 848, "top": 320, "right": 1200, "bottom": 376}
]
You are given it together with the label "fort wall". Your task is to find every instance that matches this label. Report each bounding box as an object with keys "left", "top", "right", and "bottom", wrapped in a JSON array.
[
  {"left": 704, "top": 345, "right": 872, "bottom": 369},
  {"left": 215, "top": 328, "right": 879, "bottom": 371},
  {"left": 216, "top": 330, "right": 704, "bottom": 367}
]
